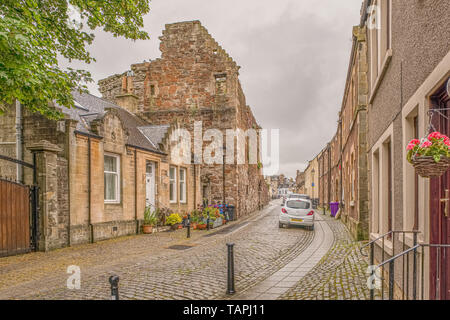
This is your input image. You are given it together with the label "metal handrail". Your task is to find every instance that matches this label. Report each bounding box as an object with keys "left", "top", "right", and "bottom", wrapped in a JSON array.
[
  {"left": 360, "top": 231, "right": 391, "bottom": 256},
  {"left": 377, "top": 244, "right": 420, "bottom": 268},
  {"left": 379, "top": 243, "right": 450, "bottom": 268},
  {"left": 421, "top": 244, "right": 450, "bottom": 248},
  {"left": 360, "top": 230, "right": 420, "bottom": 300},
  {"left": 360, "top": 230, "right": 420, "bottom": 256},
  {"left": 374, "top": 243, "right": 450, "bottom": 300}
]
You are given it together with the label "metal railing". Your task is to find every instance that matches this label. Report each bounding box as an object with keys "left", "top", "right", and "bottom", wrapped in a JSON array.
[
  {"left": 377, "top": 243, "right": 450, "bottom": 300},
  {"left": 360, "top": 230, "right": 420, "bottom": 300}
]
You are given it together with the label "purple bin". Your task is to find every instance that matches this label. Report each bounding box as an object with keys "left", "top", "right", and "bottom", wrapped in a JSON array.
[{"left": 330, "top": 202, "right": 340, "bottom": 217}]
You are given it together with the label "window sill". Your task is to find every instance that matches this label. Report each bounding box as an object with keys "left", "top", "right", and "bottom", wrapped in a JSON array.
[
  {"left": 105, "top": 201, "right": 121, "bottom": 205},
  {"left": 370, "top": 232, "right": 394, "bottom": 257},
  {"left": 369, "top": 49, "right": 393, "bottom": 104}
]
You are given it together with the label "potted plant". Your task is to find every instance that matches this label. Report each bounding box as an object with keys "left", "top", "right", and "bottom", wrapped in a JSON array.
[
  {"left": 197, "top": 212, "right": 207, "bottom": 230},
  {"left": 407, "top": 132, "right": 450, "bottom": 178},
  {"left": 143, "top": 207, "right": 157, "bottom": 234},
  {"left": 166, "top": 213, "right": 182, "bottom": 230},
  {"left": 212, "top": 215, "right": 223, "bottom": 228},
  {"left": 220, "top": 213, "right": 226, "bottom": 225},
  {"left": 155, "top": 207, "right": 170, "bottom": 227},
  {"left": 197, "top": 222, "right": 207, "bottom": 230},
  {"left": 190, "top": 210, "right": 201, "bottom": 229}
]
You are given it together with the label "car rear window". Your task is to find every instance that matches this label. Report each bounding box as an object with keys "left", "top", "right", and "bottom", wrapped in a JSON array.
[
  {"left": 289, "top": 195, "right": 310, "bottom": 200},
  {"left": 286, "top": 200, "right": 310, "bottom": 209}
]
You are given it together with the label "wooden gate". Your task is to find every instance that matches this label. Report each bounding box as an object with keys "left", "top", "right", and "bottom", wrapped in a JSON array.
[
  {"left": 0, "top": 179, "right": 31, "bottom": 257},
  {"left": 0, "top": 154, "right": 39, "bottom": 258}
]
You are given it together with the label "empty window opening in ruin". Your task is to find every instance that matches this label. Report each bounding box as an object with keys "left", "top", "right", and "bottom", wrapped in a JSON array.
[{"left": 215, "top": 73, "right": 227, "bottom": 95}]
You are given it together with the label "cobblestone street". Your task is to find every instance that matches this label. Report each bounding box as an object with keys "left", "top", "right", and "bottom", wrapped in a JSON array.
[
  {"left": 279, "top": 215, "right": 371, "bottom": 300},
  {"left": 0, "top": 201, "right": 371, "bottom": 300}
]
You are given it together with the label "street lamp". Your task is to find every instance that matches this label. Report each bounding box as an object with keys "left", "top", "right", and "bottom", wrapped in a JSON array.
[{"left": 222, "top": 145, "right": 226, "bottom": 204}]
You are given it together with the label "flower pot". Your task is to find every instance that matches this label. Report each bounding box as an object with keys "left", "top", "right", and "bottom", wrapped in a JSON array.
[
  {"left": 411, "top": 156, "right": 450, "bottom": 178},
  {"left": 197, "top": 223, "right": 207, "bottom": 230},
  {"left": 192, "top": 222, "right": 198, "bottom": 230},
  {"left": 211, "top": 217, "right": 223, "bottom": 228},
  {"left": 142, "top": 225, "right": 153, "bottom": 234}
]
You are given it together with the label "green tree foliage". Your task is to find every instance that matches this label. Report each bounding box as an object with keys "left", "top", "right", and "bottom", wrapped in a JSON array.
[{"left": 0, "top": 0, "right": 150, "bottom": 119}]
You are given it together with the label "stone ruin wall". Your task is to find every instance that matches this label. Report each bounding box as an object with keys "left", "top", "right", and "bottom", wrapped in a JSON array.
[{"left": 98, "top": 21, "right": 269, "bottom": 217}]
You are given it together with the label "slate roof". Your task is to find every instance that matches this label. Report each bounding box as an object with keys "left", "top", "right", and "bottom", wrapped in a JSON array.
[
  {"left": 138, "top": 125, "right": 170, "bottom": 146},
  {"left": 60, "top": 91, "right": 169, "bottom": 155}
]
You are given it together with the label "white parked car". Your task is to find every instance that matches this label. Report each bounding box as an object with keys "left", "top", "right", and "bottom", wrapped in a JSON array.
[
  {"left": 287, "top": 193, "right": 310, "bottom": 200},
  {"left": 282, "top": 193, "right": 310, "bottom": 205},
  {"left": 279, "top": 199, "right": 315, "bottom": 230}
]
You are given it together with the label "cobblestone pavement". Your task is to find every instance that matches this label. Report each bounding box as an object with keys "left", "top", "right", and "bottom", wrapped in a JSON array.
[
  {"left": 279, "top": 214, "right": 372, "bottom": 300},
  {"left": 0, "top": 201, "right": 316, "bottom": 300},
  {"left": 232, "top": 213, "right": 334, "bottom": 300}
]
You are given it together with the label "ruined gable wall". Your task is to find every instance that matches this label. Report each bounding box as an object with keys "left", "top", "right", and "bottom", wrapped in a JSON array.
[{"left": 98, "top": 21, "right": 268, "bottom": 216}]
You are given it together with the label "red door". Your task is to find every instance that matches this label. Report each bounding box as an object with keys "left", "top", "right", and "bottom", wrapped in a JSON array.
[{"left": 429, "top": 80, "right": 450, "bottom": 300}]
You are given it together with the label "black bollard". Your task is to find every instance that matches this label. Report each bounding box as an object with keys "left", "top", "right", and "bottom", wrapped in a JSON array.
[
  {"left": 187, "top": 213, "right": 191, "bottom": 238},
  {"left": 109, "top": 275, "right": 119, "bottom": 300},
  {"left": 226, "top": 243, "right": 235, "bottom": 295},
  {"left": 207, "top": 212, "right": 210, "bottom": 231},
  {"left": 323, "top": 206, "right": 326, "bottom": 215}
]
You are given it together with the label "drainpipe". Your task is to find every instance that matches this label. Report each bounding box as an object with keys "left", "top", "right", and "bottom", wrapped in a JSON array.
[
  {"left": 88, "top": 136, "right": 94, "bottom": 243},
  {"left": 222, "top": 145, "right": 227, "bottom": 205},
  {"left": 15, "top": 100, "right": 23, "bottom": 183},
  {"left": 339, "top": 119, "right": 343, "bottom": 205},
  {"left": 193, "top": 162, "right": 197, "bottom": 209},
  {"left": 134, "top": 148, "right": 138, "bottom": 234},
  {"left": 328, "top": 145, "right": 331, "bottom": 208}
]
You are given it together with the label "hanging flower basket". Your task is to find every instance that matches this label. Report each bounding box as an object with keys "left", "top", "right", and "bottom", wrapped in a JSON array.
[
  {"left": 407, "top": 132, "right": 450, "bottom": 178},
  {"left": 411, "top": 156, "right": 450, "bottom": 178}
]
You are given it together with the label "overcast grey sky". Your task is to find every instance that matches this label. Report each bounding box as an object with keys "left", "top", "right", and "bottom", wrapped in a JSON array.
[{"left": 79, "top": 0, "right": 364, "bottom": 178}]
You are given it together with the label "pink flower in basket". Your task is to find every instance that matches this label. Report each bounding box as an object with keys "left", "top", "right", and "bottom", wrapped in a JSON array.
[
  {"left": 428, "top": 132, "right": 442, "bottom": 140},
  {"left": 421, "top": 141, "right": 432, "bottom": 148},
  {"left": 407, "top": 131, "right": 450, "bottom": 177},
  {"left": 406, "top": 139, "right": 421, "bottom": 151}
]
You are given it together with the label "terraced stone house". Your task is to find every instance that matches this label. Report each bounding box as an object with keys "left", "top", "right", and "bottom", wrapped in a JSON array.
[
  {"left": 364, "top": 0, "right": 450, "bottom": 299},
  {"left": 0, "top": 21, "right": 269, "bottom": 255}
]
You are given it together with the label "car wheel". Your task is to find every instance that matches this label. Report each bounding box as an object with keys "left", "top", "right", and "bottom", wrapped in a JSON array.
[
  {"left": 279, "top": 222, "right": 284, "bottom": 228},
  {"left": 310, "top": 225, "right": 315, "bottom": 231}
]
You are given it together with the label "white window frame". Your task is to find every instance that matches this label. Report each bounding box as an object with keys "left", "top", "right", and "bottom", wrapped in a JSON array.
[
  {"left": 370, "top": 124, "right": 394, "bottom": 255},
  {"left": 169, "top": 167, "right": 177, "bottom": 203},
  {"left": 179, "top": 167, "right": 187, "bottom": 204},
  {"left": 369, "top": 0, "right": 393, "bottom": 103},
  {"left": 104, "top": 153, "right": 121, "bottom": 204}
]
